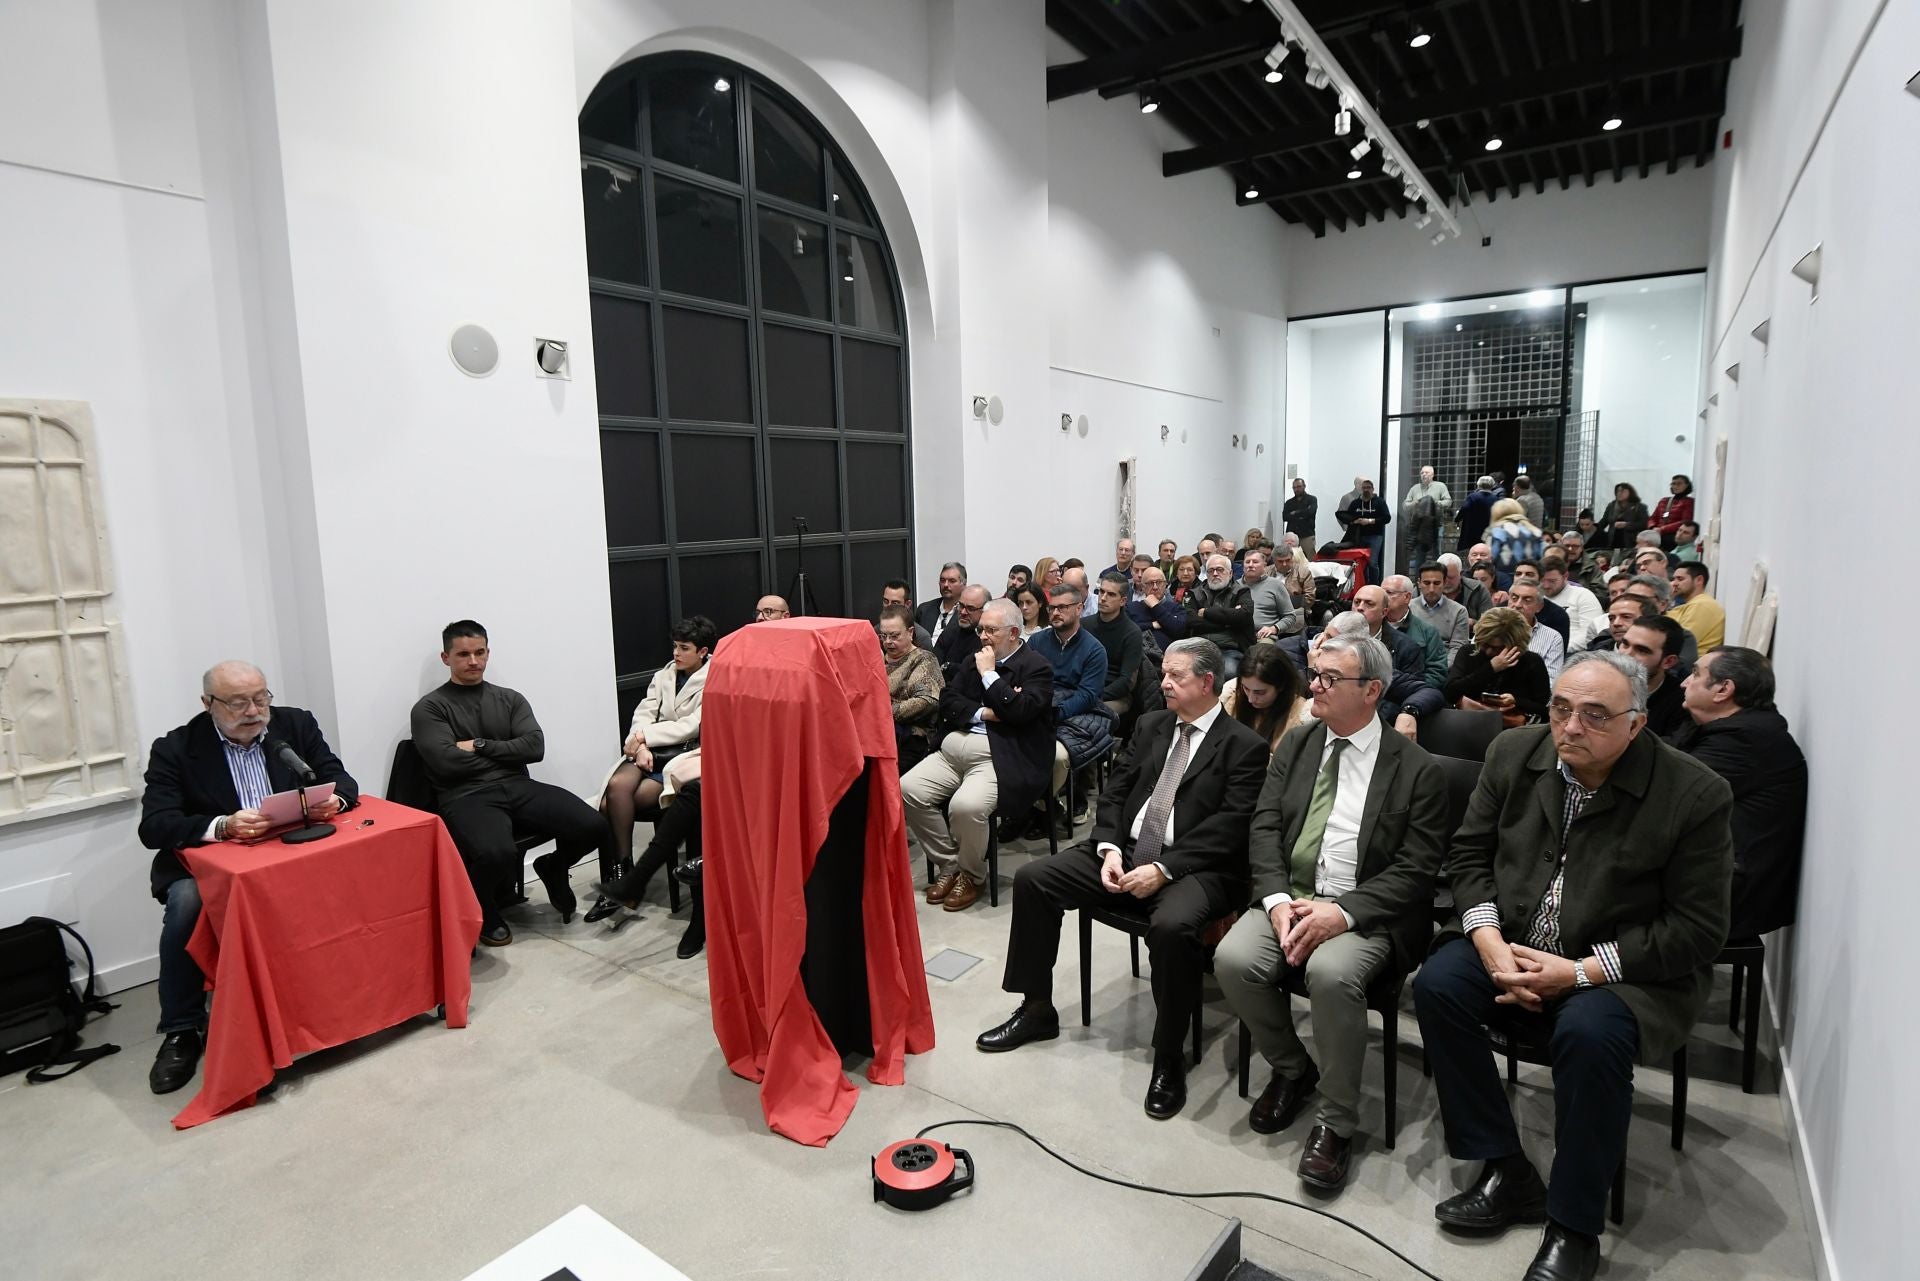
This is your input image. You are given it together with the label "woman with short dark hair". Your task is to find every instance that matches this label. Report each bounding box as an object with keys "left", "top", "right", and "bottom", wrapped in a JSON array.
[
  {"left": 1649, "top": 474, "right": 1695, "bottom": 549},
  {"left": 1598, "top": 482, "right": 1649, "bottom": 551}
]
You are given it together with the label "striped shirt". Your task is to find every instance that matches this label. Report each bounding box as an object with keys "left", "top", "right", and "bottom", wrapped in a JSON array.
[{"left": 219, "top": 731, "right": 273, "bottom": 812}]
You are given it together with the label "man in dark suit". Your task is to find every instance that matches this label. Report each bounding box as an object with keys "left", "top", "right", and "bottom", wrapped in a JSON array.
[
  {"left": 902, "top": 599, "right": 1054, "bottom": 912},
  {"left": 136, "top": 660, "right": 359, "bottom": 1094},
  {"left": 1216, "top": 632, "right": 1447, "bottom": 1190},
  {"left": 915, "top": 560, "right": 967, "bottom": 645},
  {"left": 1415, "top": 652, "right": 1733, "bottom": 1281},
  {"left": 975, "top": 638, "right": 1266, "bottom": 1118},
  {"left": 931, "top": 583, "right": 990, "bottom": 682},
  {"left": 1283, "top": 477, "right": 1318, "bottom": 547}
]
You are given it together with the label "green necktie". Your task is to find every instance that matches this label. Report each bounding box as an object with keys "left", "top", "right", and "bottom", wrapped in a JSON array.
[{"left": 1288, "top": 738, "right": 1350, "bottom": 898}]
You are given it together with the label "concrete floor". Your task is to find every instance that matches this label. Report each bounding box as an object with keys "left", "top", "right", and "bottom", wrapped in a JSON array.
[{"left": 0, "top": 828, "right": 1817, "bottom": 1281}]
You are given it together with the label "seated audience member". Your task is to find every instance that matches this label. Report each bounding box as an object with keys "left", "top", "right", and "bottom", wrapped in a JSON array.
[
  {"left": 1101, "top": 536, "right": 1137, "bottom": 580},
  {"left": 1413, "top": 562, "right": 1472, "bottom": 660},
  {"left": 1155, "top": 538, "right": 1180, "bottom": 579},
  {"left": 1674, "top": 647, "right": 1809, "bottom": 939},
  {"left": 1033, "top": 557, "right": 1064, "bottom": 594},
  {"left": 1190, "top": 553, "right": 1256, "bottom": 678},
  {"left": 934, "top": 583, "right": 992, "bottom": 682},
  {"left": 1218, "top": 632, "right": 1446, "bottom": 1189},
  {"left": 1130, "top": 554, "right": 1155, "bottom": 595},
  {"left": 1219, "top": 537, "right": 1243, "bottom": 578},
  {"left": 138, "top": 661, "right": 359, "bottom": 1094},
  {"left": 1455, "top": 475, "right": 1498, "bottom": 551},
  {"left": 903, "top": 600, "right": 1055, "bottom": 912},
  {"left": 1281, "top": 536, "right": 1317, "bottom": 607},
  {"left": 917, "top": 561, "right": 968, "bottom": 643},
  {"left": 585, "top": 616, "right": 716, "bottom": 924},
  {"left": 1468, "top": 541, "right": 1494, "bottom": 567},
  {"left": 1541, "top": 554, "right": 1604, "bottom": 650},
  {"left": 1667, "top": 563, "right": 1726, "bottom": 651},
  {"left": 1220, "top": 642, "right": 1311, "bottom": 749},
  {"left": 1085, "top": 572, "right": 1145, "bottom": 718},
  {"left": 1471, "top": 562, "right": 1506, "bottom": 608},
  {"left": 1325, "top": 595, "right": 1441, "bottom": 733},
  {"left": 1170, "top": 554, "right": 1202, "bottom": 604},
  {"left": 977, "top": 639, "right": 1267, "bottom": 1120},
  {"left": 1504, "top": 580, "right": 1566, "bottom": 681},
  {"left": 1416, "top": 652, "right": 1732, "bottom": 1281},
  {"left": 1633, "top": 545, "right": 1673, "bottom": 581},
  {"left": 880, "top": 603, "right": 944, "bottom": 772},
  {"left": 1127, "top": 566, "right": 1189, "bottom": 650},
  {"left": 413, "top": 621, "right": 613, "bottom": 946},
  {"left": 754, "top": 595, "right": 791, "bottom": 621},
  {"left": 1616, "top": 614, "right": 1690, "bottom": 736},
  {"left": 1382, "top": 574, "right": 1448, "bottom": 688},
  {"left": 879, "top": 579, "right": 933, "bottom": 650},
  {"left": 1009, "top": 580, "right": 1048, "bottom": 636},
  {"left": 1245, "top": 548, "right": 1302, "bottom": 641},
  {"left": 1621, "top": 573, "right": 1699, "bottom": 669},
  {"left": 1064, "top": 563, "right": 1099, "bottom": 618},
  {"left": 598, "top": 768, "right": 712, "bottom": 959},
  {"left": 1444, "top": 607, "right": 1551, "bottom": 724},
  {"left": 1030, "top": 583, "right": 1107, "bottom": 724},
  {"left": 1234, "top": 526, "right": 1266, "bottom": 566},
  {"left": 1574, "top": 509, "right": 1601, "bottom": 546},
  {"left": 1592, "top": 595, "right": 1656, "bottom": 652},
  {"left": 1509, "top": 562, "right": 1570, "bottom": 653},
  {"left": 1671, "top": 520, "right": 1703, "bottom": 562},
  {"left": 1196, "top": 534, "right": 1222, "bottom": 563},
  {"left": 1439, "top": 552, "right": 1493, "bottom": 619},
  {"left": 1005, "top": 564, "right": 1032, "bottom": 596}
]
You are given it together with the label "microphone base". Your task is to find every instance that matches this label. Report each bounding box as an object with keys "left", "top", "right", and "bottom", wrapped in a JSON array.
[{"left": 280, "top": 823, "right": 336, "bottom": 845}]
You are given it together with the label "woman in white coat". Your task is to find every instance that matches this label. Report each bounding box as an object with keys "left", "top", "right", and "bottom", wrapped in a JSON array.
[{"left": 582, "top": 615, "right": 715, "bottom": 923}]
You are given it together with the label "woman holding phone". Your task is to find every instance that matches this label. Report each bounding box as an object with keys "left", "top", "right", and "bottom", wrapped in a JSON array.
[{"left": 1443, "top": 606, "right": 1550, "bottom": 726}]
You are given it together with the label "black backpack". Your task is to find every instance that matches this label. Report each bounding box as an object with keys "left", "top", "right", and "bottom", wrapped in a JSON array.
[{"left": 0, "top": 917, "right": 120, "bottom": 1082}]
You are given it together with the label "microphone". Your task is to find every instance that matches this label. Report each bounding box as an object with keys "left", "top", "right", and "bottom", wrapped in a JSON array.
[{"left": 273, "top": 740, "right": 317, "bottom": 782}]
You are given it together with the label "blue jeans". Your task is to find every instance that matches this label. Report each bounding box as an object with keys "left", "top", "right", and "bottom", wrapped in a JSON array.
[
  {"left": 1355, "top": 534, "right": 1384, "bottom": 583},
  {"left": 157, "top": 876, "right": 207, "bottom": 1033}
]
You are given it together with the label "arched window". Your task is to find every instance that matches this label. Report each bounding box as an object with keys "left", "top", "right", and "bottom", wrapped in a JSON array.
[{"left": 580, "top": 56, "right": 912, "bottom": 724}]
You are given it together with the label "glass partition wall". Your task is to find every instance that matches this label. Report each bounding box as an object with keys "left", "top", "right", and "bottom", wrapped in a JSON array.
[{"left": 1286, "top": 272, "right": 1704, "bottom": 580}]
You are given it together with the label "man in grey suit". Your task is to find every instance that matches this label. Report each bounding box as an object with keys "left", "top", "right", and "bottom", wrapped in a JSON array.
[
  {"left": 1413, "top": 562, "right": 1472, "bottom": 659},
  {"left": 1414, "top": 652, "right": 1733, "bottom": 1281},
  {"left": 1216, "top": 631, "right": 1448, "bottom": 1192}
]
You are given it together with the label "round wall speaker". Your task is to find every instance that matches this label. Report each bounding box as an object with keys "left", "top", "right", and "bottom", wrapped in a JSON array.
[{"left": 450, "top": 324, "right": 499, "bottom": 378}]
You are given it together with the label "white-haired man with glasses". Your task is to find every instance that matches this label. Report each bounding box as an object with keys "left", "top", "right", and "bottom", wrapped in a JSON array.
[
  {"left": 1414, "top": 651, "right": 1733, "bottom": 1281},
  {"left": 137, "top": 661, "right": 359, "bottom": 1095}
]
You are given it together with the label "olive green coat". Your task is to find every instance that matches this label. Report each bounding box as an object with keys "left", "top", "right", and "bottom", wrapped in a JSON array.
[{"left": 1445, "top": 725, "right": 1733, "bottom": 1062}]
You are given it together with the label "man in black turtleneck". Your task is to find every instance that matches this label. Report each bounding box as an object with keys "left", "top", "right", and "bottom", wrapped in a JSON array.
[{"left": 410, "top": 619, "right": 611, "bottom": 946}]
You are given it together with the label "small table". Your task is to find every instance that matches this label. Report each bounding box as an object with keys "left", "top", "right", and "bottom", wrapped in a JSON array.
[{"left": 173, "top": 795, "right": 482, "bottom": 1128}]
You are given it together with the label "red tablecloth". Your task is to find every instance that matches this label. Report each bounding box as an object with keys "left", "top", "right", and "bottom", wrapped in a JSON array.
[
  {"left": 174, "top": 795, "right": 482, "bottom": 1128},
  {"left": 703, "top": 618, "right": 935, "bottom": 1146}
]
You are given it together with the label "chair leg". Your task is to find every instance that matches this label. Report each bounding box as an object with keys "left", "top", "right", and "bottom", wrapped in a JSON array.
[
  {"left": 1742, "top": 960, "right": 1763, "bottom": 1094},
  {"left": 1729, "top": 961, "right": 1744, "bottom": 1034},
  {"left": 1671, "top": 1045, "right": 1688, "bottom": 1152},
  {"left": 1238, "top": 1020, "right": 1252, "bottom": 1099},
  {"left": 987, "top": 826, "right": 1000, "bottom": 908},
  {"left": 668, "top": 865, "right": 682, "bottom": 913},
  {"left": 1078, "top": 912, "right": 1093, "bottom": 1029},
  {"left": 1190, "top": 988, "right": 1203, "bottom": 1068},
  {"left": 1507, "top": 1049, "right": 1518, "bottom": 1086},
  {"left": 1611, "top": 1160, "right": 1626, "bottom": 1226},
  {"left": 1129, "top": 935, "right": 1141, "bottom": 979},
  {"left": 1382, "top": 1011, "right": 1399, "bottom": 1151}
]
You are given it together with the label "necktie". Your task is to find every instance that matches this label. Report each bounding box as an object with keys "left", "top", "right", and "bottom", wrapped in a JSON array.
[
  {"left": 1129, "top": 723, "right": 1196, "bottom": 871},
  {"left": 1288, "top": 738, "right": 1350, "bottom": 898}
]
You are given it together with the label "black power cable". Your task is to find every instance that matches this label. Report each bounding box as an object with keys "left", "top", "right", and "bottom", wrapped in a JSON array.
[{"left": 914, "top": 1118, "right": 1453, "bottom": 1281}]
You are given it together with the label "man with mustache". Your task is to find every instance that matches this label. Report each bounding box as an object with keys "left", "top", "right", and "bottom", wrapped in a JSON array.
[{"left": 137, "top": 660, "right": 360, "bottom": 1095}]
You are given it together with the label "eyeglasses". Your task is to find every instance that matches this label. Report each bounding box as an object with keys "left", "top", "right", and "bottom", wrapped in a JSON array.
[
  {"left": 1307, "top": 670, "right": 1369, "bottom": 690},
  {"left": 1547, "top": 700, "right": 1635, "bottom": 729},
  {"left": 209, "top": 691, "right": 273, "bottom": 713},
  {"left": 1047, "top": 601, "right": 1079, "bottom": 613}
]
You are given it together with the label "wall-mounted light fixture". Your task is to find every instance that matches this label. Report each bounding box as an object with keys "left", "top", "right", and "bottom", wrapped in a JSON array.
[
  {"left": 1160, "top": 424, "right": 1171, "bottom": 442},
  {"left": 1751, "top": 318, "right": 1771, "bottom": 347},
  {"left": 1060, "top": 413, "right": 1073, "bottom": 433},
  {"left": 971, "top": 395, "right": 1005, "bottom": 424},
  {"left": 1790, "top": 243, "right": 1822, "bottom": 301},
  {"left": 534, "top": 338, "right": 570, "bottom": 379}
]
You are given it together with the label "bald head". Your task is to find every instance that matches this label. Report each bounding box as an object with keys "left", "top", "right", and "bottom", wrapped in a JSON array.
[
  {"left": 755, "top": 595, "right": 791, "bottom": 620},
  {"left": 202, "top": 661, "right": 271, "bottom": 745}
]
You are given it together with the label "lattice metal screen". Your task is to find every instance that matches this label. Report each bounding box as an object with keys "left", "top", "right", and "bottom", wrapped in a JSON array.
[{"left": 1559, "top": 410, "right": 1601, "bottom": 528}]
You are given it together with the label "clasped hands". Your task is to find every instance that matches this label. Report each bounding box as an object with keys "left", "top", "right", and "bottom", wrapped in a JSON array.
[
  {"left": 1099, "top": 848, "right": 1167, "bottom": 899},
  {"left": 623, "top": 731, "right": 654, "bottom": 771},
  {"left": 1267, "top": 899, "right": 1347, "bottom": 967},
  {"left": 1471, "top": 926, "right": 1580, "bottom": 1010}
]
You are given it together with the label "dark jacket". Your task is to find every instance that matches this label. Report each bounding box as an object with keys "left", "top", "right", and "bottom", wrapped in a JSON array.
[
  {"left": 1249, "top": 721, "right": 1449, "bottom": 972},
  {"left": 1189, "top": 579, "right": 1255, "bottom": 654},
  {"left": 933, "top": 620, "right": 982, "bottom": 683},
  {"left": 916, "top": 599, "right": 962, "bottom": 643},
  {"left": 1093, "top": 710, "right": 1269, "bottom": 885},
  {"left": 1282, "top": 493, "right": 1319, "bottom": 544},
  {"left": 1537, "top": 598, "right": 1571, "bottom": 650},
  {"left": 1379, "top": 622, "right": 1444, "bottom": 720},
  {"left": 1443, "top": 645, "right": 1551, "bottom": 720},
  {"left": 1669, "top": 709, "right": 1808, "bottom": 939},
  {"left": 1456, "top": 490, "right": 1497, "bottom": 548},
  {"left": 937, "top": 641, "right": 1056, "bottom": 819},
  {"left": 138, "top": 706, "right": 360, "bottom": 897},
  {"left": 1339, "top": 493, "right": 1391, "bottom": 537},
  {"left": 1450, "top": 575, "right": 1494, "bottom": 621},
  {"left": 1598, "top": 499, "right": 1650, "bottom": 546},
  {"left": 1125, "top": 594, "right": 1188, "bottom": 650},
  {"left": 1083, "top": 612, "right": 1144, "bottom": 701},
  {"left": 1445, "top": 726, "right": 1734, "bottom": 1062}
]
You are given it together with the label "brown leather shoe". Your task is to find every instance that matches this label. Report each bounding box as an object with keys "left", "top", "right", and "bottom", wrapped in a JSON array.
[
  {"left": 1249, "top": 1064, "right": 1320, "bottom": 1134},
  {"left": 1297, "top": 1124, "right": 1353, "bottom": 1190},
  {"left": 926, "top": 870, "right": 960, "bottom": 904},
  {"left": 941, "top": 873, "right": 983, "bottom": 911}
]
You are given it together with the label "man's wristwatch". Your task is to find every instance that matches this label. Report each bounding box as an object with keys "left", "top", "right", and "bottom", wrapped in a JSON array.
[
  {"left": 215, "top": 816, "right": 230, "bottom": 841},
  {"left": 472, "top": 739, "right": 488, "bottom": 752},
  {"left": 1573, "top": 958, "right": 1593, "bottom": 989}
]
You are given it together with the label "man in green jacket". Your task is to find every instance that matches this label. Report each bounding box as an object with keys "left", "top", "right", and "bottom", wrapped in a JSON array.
[{"left": 1414, "top": 651, "right": 1732, "bottom": 1281}]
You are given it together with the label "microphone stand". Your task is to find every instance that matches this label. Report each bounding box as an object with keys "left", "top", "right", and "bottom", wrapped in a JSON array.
[
  {"left": 789, "top": 514, "right": 818, "bottom": 617},
  {"left": 281, "top": 774, "right": 336, "bottom": 844}
]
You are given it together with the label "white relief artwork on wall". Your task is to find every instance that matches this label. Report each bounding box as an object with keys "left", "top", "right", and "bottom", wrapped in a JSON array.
[
  {"left": 0, "top": 401, "right": 138, "bottom": 825},
  {"left": 1117, "top": 456, "right": 1137, "bottom": 542}
]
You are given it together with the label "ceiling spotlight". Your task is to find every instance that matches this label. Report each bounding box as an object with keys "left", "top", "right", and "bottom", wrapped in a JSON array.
[
  {"left": 1304, "top": 63, "right": 1331, "bottom": 91},
  {"left": 1416, "top": 117, "right": 1432, "bottom": 129},
  {"left": 1454, "top": 323, "right": 1464, "bottom": 332},
  {"left": 1382, "top": 158, "right": 1402, "bottom": 180},
  {"left": 1602, "top": 114, "right": 1623, "bottom": 131},
  {"left": 1418, "top": 303, "right": 1441, "bottom": 319},
  {"left": 713, "top": 76, "right": 731, "bottom": 92},
  {"left": 1265, "top": 66, "right": 1285, "bottom": 83},
  {"left": 1139, "top": 88, "right": 1160, "bottom": 114},
  {"left": 842, "top": 273, "right": 855, "bottom": 283},
  {"left": 1350, "top": 138, "right": 1372, "bottom": 161},
  {"left": 1416, "top": 211, "right": 1433, "bottom": 229},
  {"left": 1263, "top": 42, "right": 1291, "bottom": 77},
  {"left": 1348, "top": 167, "right": 1363, "bottom": 180},
  {"left": 1409, "top": 24, "right": 1432, "bottom": 49},
  {"left": 1430, "top": 232, "right": 1447, "bottom": 246},
  {"left": 1334, "top": 109, "right": 1353, "bottom": 137},
  {"left": 1484, "top": 136, "right": 1504, "bottom": 151},
  {"left": 1244, "top": 185, "right": 1260, "bottom": 200}
]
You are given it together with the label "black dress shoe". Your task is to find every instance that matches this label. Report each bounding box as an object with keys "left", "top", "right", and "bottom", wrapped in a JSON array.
[
  {"left": 1434, "top": 1156, "right": 1550, "bottom": 1231},
  {"left": 672, "top": 857, "right": 703, "bottom": 885},
  {"left": 1297, "top": 1124, "right": 1353, "bottom": 1190},
  {"left": 592, "top": 873, "right": 644, "bottom": 913},
  {"left": 532, "top": 852, "right": 576, "bottom": 923},
  {"left": 1144, "top": 1057, "right": 1188, "bottom": 1120},
  {"left": 148, "top": 1029, "right": 203, "bottom": 1095},
  {"left": 1523, "top": 1222, "right": 1601, "bottom": 1281},
  {"left": 582, "top": 895, "right": 625, "bottom": 924},
  {"left": 675, "top": 916, "right": 706, "bottom": 959},
  {"left": 1249, "top": 1064, "right": 1321, "bottom": 1134},
  {"left": 479, "top": 922, "right": 513, "bottom": 947},
  {"left": 975, "top": 1001, "right": 1061, "bottom": 1053}
]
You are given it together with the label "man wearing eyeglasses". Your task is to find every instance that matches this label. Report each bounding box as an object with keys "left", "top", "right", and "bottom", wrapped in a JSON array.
[
  {"left": 1216, "top": 632, "right": 1446, "bottom": 1191},
  {"left": 932, "top": 583, "right": 991, "bottom": 683},
  {"left": 137, "top": 661, "right": 360, "bottom": 1095},
  {"left": 754, "top": 594, "right": 791, "bottom": 621},
  {"left": 1414, "top": 652, "right": 1733, "bottom": 1281}
]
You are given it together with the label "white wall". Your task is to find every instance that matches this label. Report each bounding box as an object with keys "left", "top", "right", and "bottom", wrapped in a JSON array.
[
  {"left": 1285, "top": 316, "right": 1385, "bottom": 548},
  {"left": 1285, "top": 166, "right": 1714, "bottom": 318},
  {"left": 1577, "top": 283, "right": 1707, "bottom": 507},
  {"left": 1699, "top": 3, "right": 1920, "bottom": 1277}
]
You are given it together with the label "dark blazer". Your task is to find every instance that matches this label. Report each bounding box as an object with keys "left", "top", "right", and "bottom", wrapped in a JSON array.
[
  {"left": 916, "top": 599, "right": 960, "bottom": 641},
  {"left": 1669, "top": 709, "right": 1807, "bottom": 939},
  {"left": 1249, "top": 721, "right": 1448, "bottom": 972},
  {"left": 937, "top": 641, "right": 1056, "bottom": 818},
  {"left": 1093, "top": 710, "right": 1268, "bottom": 885},
  {"left": 1446, "top": 726, "right": 1733, "bottom": 1061},
  {"left": 138, "top": 707, "right": 360, "bottom": 898},
  {"left": 933, "top": 620, "right": 982, "bottom": 683}
]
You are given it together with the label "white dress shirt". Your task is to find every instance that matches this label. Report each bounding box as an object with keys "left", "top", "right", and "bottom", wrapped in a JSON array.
[
  {"left": 1096, "top": 702, "right": 1224, "bottom": 869},
  {"left": 1548, "top": 581, "right": 1605, "bottom": 649},
  {"left": 929, "top": 606, "right": 956, "bottom": 645},
  {"left": 1262, "top": 715, "right": 1383, "bottom": 922}
]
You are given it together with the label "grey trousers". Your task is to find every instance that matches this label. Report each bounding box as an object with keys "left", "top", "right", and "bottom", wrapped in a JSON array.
[
  {"left": 1215, "top": 905, "right": 1393, "bottom": 1137},
  {"left": 901, "top": 732, "right": 997, "bottom": 880}
]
